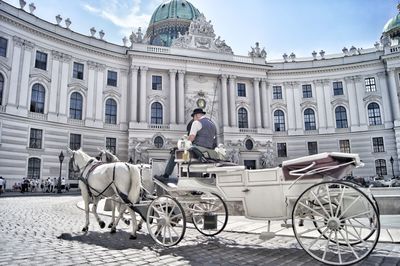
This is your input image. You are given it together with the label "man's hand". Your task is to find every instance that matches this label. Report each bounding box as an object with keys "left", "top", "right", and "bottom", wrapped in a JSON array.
[{"left": 188, "top": 134, "right": 195, "bottom": 142}]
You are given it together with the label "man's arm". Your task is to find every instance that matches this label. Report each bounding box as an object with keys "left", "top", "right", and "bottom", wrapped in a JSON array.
[{"left": 188, "top": 121, "right": 202, "bottom": 142}]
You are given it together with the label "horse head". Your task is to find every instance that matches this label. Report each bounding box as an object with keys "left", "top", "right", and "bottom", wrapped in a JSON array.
[
  {"left": 70, "top": 149, "right": 96, "bottom": 173},
  {"left": 98, "top": 149, "right": 120, "bottom": 163}
]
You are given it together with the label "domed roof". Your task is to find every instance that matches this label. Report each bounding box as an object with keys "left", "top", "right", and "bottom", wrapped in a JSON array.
[
  {"left": 149, "top": 0, "right": 200, "bottom": 24},
  {"left": 383, "top": 4, "right": 400, "bottom": 34},
  {"left": 146, "top": 0, "right": 201, "bottom": 47}
]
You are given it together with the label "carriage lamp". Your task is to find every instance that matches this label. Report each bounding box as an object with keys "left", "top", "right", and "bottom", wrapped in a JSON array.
[
  {"left": 57, "top": 151, "right": 64, "bottom": 193},
  {"left": 390, "top": 156, "right": 395, "bottom": 178}
]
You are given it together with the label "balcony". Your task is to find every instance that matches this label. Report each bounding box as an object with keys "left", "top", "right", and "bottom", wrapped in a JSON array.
[
  {"left": 68, "top": 118, "right": 84, "bottom": 126},
  {"left": 239, "top": 128, "right": 257, "bottom": 134},
  {"left": 28, "top": 112, "right": 48, "bottom": 121},
  {"left": 148, "top": 124, "right": 170, "bottom": 130}
]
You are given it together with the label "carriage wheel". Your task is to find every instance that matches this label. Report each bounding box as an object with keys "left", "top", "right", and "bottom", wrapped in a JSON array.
[
  {"left": 190, "top": 192, "right": 228, "bottom": 236},
  {"left": 292, "top": 181, "right": 380, "bottom": 265},
  {"left": 146, "top": 195, "right": 186, "bottom": 247}
]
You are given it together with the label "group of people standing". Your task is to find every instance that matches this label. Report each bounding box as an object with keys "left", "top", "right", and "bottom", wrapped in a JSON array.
[{"left": 11, "top": 177, "right": 69, "bottom": 193}]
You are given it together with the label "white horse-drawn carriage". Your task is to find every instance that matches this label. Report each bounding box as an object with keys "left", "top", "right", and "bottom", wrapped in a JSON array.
[{"left": 71, "top": 147, "right": 380, "bottom": 266}]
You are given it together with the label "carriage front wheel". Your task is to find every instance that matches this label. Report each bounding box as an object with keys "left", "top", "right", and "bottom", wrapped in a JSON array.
[
  {"left": 292, "top": 181, "right": 380, "bottom": 265},
  {"left": 190, "top": 192, "right": 228, "bottom": 236},
  {"left": 146, "top": 195, "right": 186, "bottom": 247}
]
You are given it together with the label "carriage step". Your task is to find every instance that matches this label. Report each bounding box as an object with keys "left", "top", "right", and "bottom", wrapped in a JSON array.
[
  {"left": 259, "top": 232, "right": 276, "bottom": 240},
  {"left": 280, "top": 223, "right": 293, "bottom": 228}
]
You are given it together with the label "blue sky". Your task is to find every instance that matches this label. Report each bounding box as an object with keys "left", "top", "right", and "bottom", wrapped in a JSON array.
[{"left": 4, "top": 0, "right": 398, "bottom": 58}]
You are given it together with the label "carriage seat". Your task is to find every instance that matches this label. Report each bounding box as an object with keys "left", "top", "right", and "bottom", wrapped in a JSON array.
[{"left": 174, "top": 146, "right": 223, "bottom": 164}]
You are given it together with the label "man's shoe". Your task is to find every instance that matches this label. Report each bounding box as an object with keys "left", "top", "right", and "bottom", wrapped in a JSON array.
[{"left": 154, "top": 174, "right": 168, "bottom": 182}]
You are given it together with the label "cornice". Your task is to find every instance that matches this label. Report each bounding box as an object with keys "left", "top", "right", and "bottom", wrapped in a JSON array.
[
  {"left": 363, "top": 94, "right": 382, "bottom": 103},
  {"left": 29, "top": 72, "right": 51, "bottom": 83},
  {"left": 103, "top": 88, "right": 121, "bottom": 98},
  {"left": 270, "top": 102, "right": 287, "bottom": 110},
  {"left": 68, "top": 82, "right": 88, "bottom": 92},
  {"left": 0, "top": 60, "right": 11, "bottom": 72},
  {"left": 268, "top": 61, "right": 383, "bottom": 77},
  {"left": 331, "top": 98, "right": 349, "bottom": 107}
]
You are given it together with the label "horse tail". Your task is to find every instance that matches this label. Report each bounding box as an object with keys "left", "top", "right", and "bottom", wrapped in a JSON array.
[{"left": 127, "top": 163, "right": 141, "bottom": 205}]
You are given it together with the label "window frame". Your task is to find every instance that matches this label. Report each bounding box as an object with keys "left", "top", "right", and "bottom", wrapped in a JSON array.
[
  {"left": 372, "top": 137, "right": 385, "bottom": 153},
  {"left": 272, "top": 86, "right": 282, "bottom": 99},
  {"left": 304, "top": 108, "right": 316, "bottom": 131},
  {"left": 27, "top": 157, "right": 41, "bottom": 179},
  {"left": 335, "top": 106, "right": 348, "bottom": 128},
  {"left": 29, "top": 128, "right": 43, "bottom": 149},
  {"left": 73, "top": 62, "right": 84, "bottom": 80},
  {"left": 105, "top": 98, "right": 117, "bottom": 124},
  {"left": 307, "top": 141, "right": 318, "bottom": 155},
  {"left": 154, "top": 136, "right": 164, "bottom": 148},
  {"left": 339, "top": 139, "right": 351, "bottom": 153},
  {"left": 151, "top": 102, "right": 163, "bottom": 124},
  {"left": 365, "top": 77, "right": 376, "bottom": 92},
  {"left": 30, "top": 83, "right": 45, "bottom": 113},
  {"left": 69, "top": 133, "right": 81, "bottom": 150},
  {"left": 237, "top": 83, "right": 246, "bottom": 97},
  {"left": 375, "top": 159, "right": 387, "bottom": 176},
  {"left": 302, "top": 84, "right": 312, "bottom": 98},
  {"left": 277, "top": 143, "right": 287, "bottom": 157},
  {"left": 107, "top": 70, "right": 118, "bottom": 87},
  {"left": 0, "top": 73, "right": 4, "bottom": 106},
  {"left": 333, "top": 81, "right": 343, "bottom": 96},
  {"left": 34, "top": 51, "right": 48, "bottom": 70},
  {"left": 106, "top": 137, "right": 117, "bottom": 155},
  {"left": 238, "top": 107, "right": 249, "bottom": 128},
  {"left": 368, "top": 102, "right": 382, "bottom": 126},
  {"left": 69, "top": 92, "right": 83, "bottom": 120},
  {"left": 152, "top": 75, "right": 162, "bottom": 90},
  {"left": 0, "top": 37, "right": 7, "bottom": 57}
]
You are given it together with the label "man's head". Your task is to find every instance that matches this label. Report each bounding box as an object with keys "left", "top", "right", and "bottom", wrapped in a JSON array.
[{"left": 191, "top": 108, "right": 206, "bottom": 120}]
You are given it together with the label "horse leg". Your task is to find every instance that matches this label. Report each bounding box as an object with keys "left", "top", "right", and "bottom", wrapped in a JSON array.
[
  {"left": 110, "top": 203, "right": 125, "bottom": 234},
  {"left": 82, "top": 200, "right": 90, "bottom": 232},
  {"left": 108, "top": 200, "right": 116, "bottom": 228},
  {"left": 127, "top": 208, "right": 138, "bottom": 239},
  {"left": 91, "top": 198, "right": 105, "bottom": 229}
]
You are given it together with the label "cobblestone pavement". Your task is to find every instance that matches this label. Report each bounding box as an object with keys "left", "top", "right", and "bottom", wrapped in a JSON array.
[{"left": 1, "top": 196, "right": 400, "bottom": 266}]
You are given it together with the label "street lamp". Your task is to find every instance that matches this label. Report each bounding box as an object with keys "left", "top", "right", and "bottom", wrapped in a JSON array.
[
  {"left": 57, "top": 151, "right": 64, "bottom": 193},
  {"left": 390, "top": 156, "right": 395, "bottom": 178}
]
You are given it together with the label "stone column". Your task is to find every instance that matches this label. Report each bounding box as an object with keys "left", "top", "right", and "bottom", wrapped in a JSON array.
[
  {"left": 139, "top": 66, "right": 148, "bottom": 123},
  {"left": 260, "top": 79, "right": 269, "bottom": 128},
  {"left": 285, "top": 82, "right": 296, "bottom": 132},
  {"left": 344, "top": 76, "right": 359, "bottom": 129},
  {"left": 377, "top": 72, "right": 392, "bottom": 124},
  {"left": 169, "top": 69, "right": 177, "bottom": 124},
  {"left": 322, "top": 80, "right": 334, "bottom": 130},
  {"left": 387, "top": 69, "right": 400, "bottom": 122},
  {"left": 354, "top": 76, "right": 367, "bottom": 127},
  {"left": 293, "top": 82, "right": 302, "bottom": 131},
  {"left": 49, "top": 51, "right": 61, "bottom": 116},
  {"left": 314, "top": 80, "right": 327, "bottom": 130},
  {"left": 253, "top": 78, "right": 262, "bottom": 128},
  {"left": 86, "top": 61, "right": 96, "bottom": 122},
  {"left": 129, "top": 65, "right": 139, "bottom": 123},
  {"left": 120, "top": 69, "right": 128, "bottom": 127},
  {"left": 18, "top": 40, "right": 34, "bottom": 111},
  {"left": 228, "top": 75, "right": 237, "bottom": 127},
  {"left": 7, "top": 37, "right": 23, "bottom": 110},
  {"left": 220, "top": 75, "right": 229, "bottom": 127},
  {"left": 95, "top": 65, "right": 105, "bottom": 124},
  {"left": 58, "top": 55, "right": 71, "bottom": 123},
  {"left": 178, "top": 70, "right": 185, "bottom": 124}
]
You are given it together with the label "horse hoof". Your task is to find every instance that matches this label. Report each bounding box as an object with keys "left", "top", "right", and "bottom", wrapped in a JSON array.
[
  {"left": 82, "top": 226, "right": 88, "bottom": 232},
  {"left": 108, "top": 223, "right": 113, "bottom": 228},
  {"left": 110, "top": 228, "right": 116, "bottom": 234},
  {"left": 99, "top": 221, "right": 106, "bottom": 229},
  {"left": 124, "top": 220, "right": 130, "bottom": 226},
  {"left": 129, "top": 235, "right": 137, "bottom": 240}
]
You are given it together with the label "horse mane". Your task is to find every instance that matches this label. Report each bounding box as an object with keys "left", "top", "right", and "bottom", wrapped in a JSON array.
[{"left": 76, "top": 149, "right": 97, "bottom": 162}]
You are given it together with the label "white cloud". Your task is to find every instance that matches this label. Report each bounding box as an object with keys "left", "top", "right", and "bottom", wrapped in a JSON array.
[{"left": 82, "top": 0, "right": 161, "bottom": 31}]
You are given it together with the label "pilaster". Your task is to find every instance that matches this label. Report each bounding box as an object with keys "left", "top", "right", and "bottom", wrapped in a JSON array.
[
  {"left": 178, "top": 70, "right": 185, "bottom": 124},
  {"left": 169, "top": 69, "right": 177, "bottom": 124},
  {"left": 139, "top": 66, "right": 148, "bottom": 123}
]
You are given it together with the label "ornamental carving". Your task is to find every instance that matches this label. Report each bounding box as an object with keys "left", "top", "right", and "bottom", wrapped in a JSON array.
[
  {"left": 171, "top": 14, "right": 233, "bottom": 54},
  {"left": 248, "top": 42, "right": 266, "bottom": 58}
]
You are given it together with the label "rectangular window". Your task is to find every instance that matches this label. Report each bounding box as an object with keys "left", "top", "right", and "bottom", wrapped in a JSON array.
[
  {"left": 73, "top": 62, "right": 84, "bottom": 80},
  {"left": 107, "top": 70, "right": 117, "bottom": 87},
  {"left": 307, "top": 142, "right": 318, "bottom": 155},
  {"left": 372, "top": 137, "right": 384, "bottom": 153},
  {"left": 69, "top": 133, "right": 81, "bottom": 150},
  {"left": 339, "top": 140, "right": 351, "bottom": 153},
  {"left": 333, "top": 81, "right": 343, "bottom": 96},
  {"left": 273, "top": 86, "right": 282, "bottom": 99},
  {"left": 0, "top": 37, "right": 7, "bottom": 57},
  {"left": 365, "top": 77, "right": 376, "bottom": 92},
  {"left": 302, "top": 84, "right": 312, "bottom": 98},
  {"left": 277, "top": 143, "right": 287, "bottom": 157},
  {"left": 375, "top": 159, "right": 387, "bottom": 176},
  {"left": 29, "top": 128, "right": 42, "bottom": 149},
  {"left": 106, "top": 137, "right": 116, "bottom": 155},
  {"left": 237, "top": 83, "right": 246, "bottom": 97},
  {"left": 152, "top": 75, "right": 162, "bottom": 90},
  {"left": 34, "top": 51, "right": 47, "bottom": 70}
]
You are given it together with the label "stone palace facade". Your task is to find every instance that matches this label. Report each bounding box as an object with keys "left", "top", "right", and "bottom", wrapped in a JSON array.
[{"left": 0, "top": 0, "right": 399, "bottom": 186}]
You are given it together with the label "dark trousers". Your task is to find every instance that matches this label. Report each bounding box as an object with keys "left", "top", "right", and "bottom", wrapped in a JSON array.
[{"left": 163, "top": 149, "right": 177, "bottom": 177}]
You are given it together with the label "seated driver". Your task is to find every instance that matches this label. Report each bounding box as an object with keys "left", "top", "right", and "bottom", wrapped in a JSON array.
[{"left": 155, "top": 108, "right": 218, "bottom": 180}]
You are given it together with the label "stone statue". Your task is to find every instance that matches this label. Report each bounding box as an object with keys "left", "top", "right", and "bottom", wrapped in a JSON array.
[
  {"left": 249, "top": 42, "right": 266, "bottom": 58},
  {"left": 260, "top": 141, "right": 276, "bottom": 168}
]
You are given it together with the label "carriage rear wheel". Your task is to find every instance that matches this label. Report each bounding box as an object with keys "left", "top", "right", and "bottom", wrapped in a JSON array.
[
  {"left": 190, "top": 192, "right": 228, "bottom": 236},
  {"left": 292, "top": 181, "right": 380, "bottom": 265},
  {"left": 146, "top": 195, "right": 186, "bottom": 247}
]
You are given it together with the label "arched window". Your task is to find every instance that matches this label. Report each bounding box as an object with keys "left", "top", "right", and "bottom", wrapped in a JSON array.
[
  {"left": 238, "top": 107, "right": 248, "bottom": 128},
  {"left": 30, "top": 83, "right": 45, "bottom": 113},
  {"left": 69, "top": 92, "right": 83, "bottom": 120},
  {"left": 368, "top": 102, "right": 382, "bottom": 125},
  {"left": 105, "top": 98, "right": 117, "bottom": 124},
  {"left": 375, "top": 159, "right": 387, "bottom": 176},
  {"left": 151, "top": 102, "right": 163, "bottom": 124},
  {"left": 304, "top": 108, "right": 316, "bottom": 130},
  {"left": 335, "top": 106, "right": 348, "bottom": 128},
  {"left": 27, "top": 157, "right": 41, "bottom": 179},
  {"left": 154, "top": 136, "right": 164, "bottom": 148},
  {"left": 274, "top": 110, "right": 285, "bottom": 131},
  {"left": 0, "top": 73, "right": 4, "bottom": 105}
]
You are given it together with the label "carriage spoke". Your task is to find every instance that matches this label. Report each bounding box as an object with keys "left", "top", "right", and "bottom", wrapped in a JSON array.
[
  {"left": 310, "top": 191, "right": 331, "bottom": 217},
  {"left": 298, "top": 224, "right": 328, "bottom": 236},
  {"left": 298, "top": 201, "right": 327, "bottom": 218},
  {"left": 338, "top": 230, "right": 360, "bottom": 260},
  {"left": 322, "top": 229, "right": 334, "bottom": 261},
  {"left": 338, "top": 195, "right": 362, "bottom": 219}
]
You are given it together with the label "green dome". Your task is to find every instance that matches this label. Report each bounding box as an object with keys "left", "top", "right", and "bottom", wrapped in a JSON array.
[
  {"left": 150, "top": 0, "right": 200, "bottom": 24},
  {"left": 383, "top": 4, "right": 400, "bottom": 34},
  {"left": 145, "top": 0, "right": 201, "bottom": 47}
]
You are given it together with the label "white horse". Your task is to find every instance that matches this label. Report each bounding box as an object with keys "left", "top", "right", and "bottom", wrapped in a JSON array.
[
  {"left": 98, "top": 149, "right": 154, "bottom": 232},
  {"left": 69, "top": 148, "right": 142, "bottom": 239}
]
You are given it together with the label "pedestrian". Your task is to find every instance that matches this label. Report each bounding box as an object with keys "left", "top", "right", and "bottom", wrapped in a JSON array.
[
  {"left": 0, "top": 176, "right": 4, "bottom": 195},
  {"left": 61, "top": 177, "right": 66, "bottom": 192}
]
